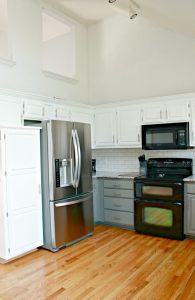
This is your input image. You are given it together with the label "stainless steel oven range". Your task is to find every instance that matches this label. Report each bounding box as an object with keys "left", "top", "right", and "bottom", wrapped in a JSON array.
[{"left": 134, "top": 158, "right": 192, "bottom": 240}]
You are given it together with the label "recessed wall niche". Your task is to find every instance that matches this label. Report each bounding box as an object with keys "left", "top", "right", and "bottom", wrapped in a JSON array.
[
  {"left": 0, "top": 0, "right": 14, "bottom": 65},
  {"left": 42, "top": 9, "right": 76, "bottom": 80}
]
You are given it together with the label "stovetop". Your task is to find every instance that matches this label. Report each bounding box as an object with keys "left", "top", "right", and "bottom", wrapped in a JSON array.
[
  {"left": 136, "top": 157, "right": 192, "bottom": 182},
  {"left": 135, "top": 174, "right": 186, "bottom": 183}
]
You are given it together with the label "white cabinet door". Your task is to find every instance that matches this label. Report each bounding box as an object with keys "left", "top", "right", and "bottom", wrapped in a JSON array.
[
  {"left": 4, "top": 128, "right": 43, "bottom": 259},
  {"left": 23, "top": 100, "right": 56, "bottom": 121},
  {"left": 0, "top": 96, "right": 22, "bottom": 126},
  {"left": 55, "top": 105, "right": 70, "bottom": 121},
  {"left": 142, "top": 99, "right": 189, "bottom": 125},
  {"left": 165, "top": 100, "right": 189, "bottom": 122},
  {"left": 185, "top": 194, "right": 195, "bottom": 236},
  {"left": 93, "top": 109, "right": 116, "bottom": 147},
  {"left": 117, "top": 105, "right": 141, "bottom": 147},
  {"left": 70, "top": 108, "right": 92, "bottom": 124},
  {"left": 43, "top": 104, "right": 56, "bottom": 120},
  {"left": 141, "top": 102, "right": 164, "bottom": 124},
  {"left": 23, "top": 100, "right": 44, "bottom": 120}
]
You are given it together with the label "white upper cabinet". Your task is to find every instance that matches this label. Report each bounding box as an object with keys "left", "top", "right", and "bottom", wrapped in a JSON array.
[
  {"left": 43, "top": 103, "right": 56, "bottom": 120},
  {"left": 0, "top": 95, "right": 22, "bottom": 126},
  {"left": 70, "top": 107, "right": 92, "bottom": 124},
  {"left": 0, "top": 128, "right": 43, "bottom": 261},
  {"left": 141, "top": 99, "right": 189, "bottom": 124},
  {"left": 93, "top": 109, "right": 116, "bottom": 147},
  {"left": 141, "top": 102, "right": 164, "bottom": 124},
  {"left": 93, "top": 105, "right": 141, "bottom": 148},
  {"left": 165, "top": 99, "right": 189, "bottom": 122},
  {"left": 55, "top": 105, "right": 70, "bottom": 121},
  {"left": 23, "top": 100, "right": 44, "bottom": 120},
  {"left": 116, "top": 105, "right": 141, "bottom": 147},
  {"left": 23, "top": 99, "right": 56, "bottom": 121}
]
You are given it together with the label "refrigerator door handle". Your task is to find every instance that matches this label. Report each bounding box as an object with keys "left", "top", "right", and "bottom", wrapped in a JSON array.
[
  {"left": 55, "top": 197, "right": 89, "bottom": 207},
  {"left": 70, "top": 129, "right": 78, "bottom": 188},
  {"left": 75, "top": 129, "right": 81, "bottom": 188}
]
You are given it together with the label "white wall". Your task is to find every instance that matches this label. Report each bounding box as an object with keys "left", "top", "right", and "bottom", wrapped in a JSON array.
[
  {"left": 88, "top": 15, "right": 195, "bottom": 105},
  {"left": 0, "top": 0, "right": 88, "bottom": 103}
]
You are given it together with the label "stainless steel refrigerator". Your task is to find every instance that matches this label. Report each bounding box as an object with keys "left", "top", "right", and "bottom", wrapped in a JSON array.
[{"left": 40, "top": 120, "right": 94, "bottom": 251}]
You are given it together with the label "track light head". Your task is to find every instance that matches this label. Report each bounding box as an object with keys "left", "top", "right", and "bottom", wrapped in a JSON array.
[
  {"left": 129, "top": 0, "right": 139, "bottom": 20},
  {"left": 129, "top": 9, "right": 138, "bottom": 19},
  {"left": 108, "top": 0, "right": 140, "bottom": 20}
]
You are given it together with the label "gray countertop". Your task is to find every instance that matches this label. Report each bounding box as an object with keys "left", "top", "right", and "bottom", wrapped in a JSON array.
[
  {"left": 92, "top": 171, "right": 139, "bottom": 180},
  {"left": 183, "top": 175, "right": 195, "bottom": 183},
  {"left": 93, "top": 172, "right": 195, "bottom": 182}
]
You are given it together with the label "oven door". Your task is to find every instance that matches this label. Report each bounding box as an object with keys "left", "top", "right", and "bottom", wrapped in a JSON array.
[
  {"left": 134, "top": 180, "right": 183, "bottom": 201},
  {"left": 134, "top": 199, "right": 184, "bottom": 240}
]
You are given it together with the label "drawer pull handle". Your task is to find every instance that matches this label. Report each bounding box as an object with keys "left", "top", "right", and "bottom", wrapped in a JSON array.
[
  {"left": 113, "top": 184, "right": 120, "bottom": 188},
  {"left": 114, "top": 204, "right": 122, "bottom": 208},
  {"left": 114, "top": 217, "right": 121, "bottom": 221}
]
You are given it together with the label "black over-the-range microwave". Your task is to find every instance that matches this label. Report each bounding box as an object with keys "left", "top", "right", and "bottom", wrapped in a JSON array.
[{"left": 142, "top": 122, "right": 190, "bottom": 150}]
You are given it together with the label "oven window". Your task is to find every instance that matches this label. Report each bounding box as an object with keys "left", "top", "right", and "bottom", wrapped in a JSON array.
[
  {"left": 144, "top": 207, "right": 173, "bottom": 227},
  {"left": 143, "top": 186, "right": 173, "bottom": 197}
]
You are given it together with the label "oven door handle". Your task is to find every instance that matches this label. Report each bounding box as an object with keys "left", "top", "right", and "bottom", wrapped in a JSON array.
[{"left": 134, "top": 199, "right": 183, "bottom": 205}]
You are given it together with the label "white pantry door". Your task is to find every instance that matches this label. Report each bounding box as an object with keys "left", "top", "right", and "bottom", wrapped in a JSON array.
[{"left": 5, "top": 128, "right": 43, "bottom": 258}]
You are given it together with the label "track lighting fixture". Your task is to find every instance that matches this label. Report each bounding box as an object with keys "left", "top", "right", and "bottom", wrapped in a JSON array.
[
  {"left": 108, "top": 0, "right": 140, "bottom": 20},
  {"left": 129, "top": 0, "right": 140, "bottom": 19},
  {"left": 129, "top": 5, "right": 138, "bottom": 19}
]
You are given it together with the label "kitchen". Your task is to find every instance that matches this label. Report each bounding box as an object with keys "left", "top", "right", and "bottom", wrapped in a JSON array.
[{"left": 0, "top": 0, "right": 195, "bottom": 299}]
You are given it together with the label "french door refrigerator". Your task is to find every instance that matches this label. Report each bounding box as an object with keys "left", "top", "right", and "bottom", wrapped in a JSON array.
[{"left": 40, "top": 120, "right": 94, "bottom": 251}]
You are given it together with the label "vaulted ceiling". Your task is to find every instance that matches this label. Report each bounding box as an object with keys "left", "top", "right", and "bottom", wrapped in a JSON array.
[{"left": 45, "top": 0, "right": 195, "bottom": 38}]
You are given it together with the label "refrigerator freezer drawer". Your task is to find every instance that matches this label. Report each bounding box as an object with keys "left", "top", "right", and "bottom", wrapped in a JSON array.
[{"left": 50, "top": 193, "right": 94, "bottom": 249}]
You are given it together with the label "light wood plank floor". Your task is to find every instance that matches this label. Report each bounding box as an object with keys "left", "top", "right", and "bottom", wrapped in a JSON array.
[{"left": 0, "top": 225, "right": 195, "bottom": 300}]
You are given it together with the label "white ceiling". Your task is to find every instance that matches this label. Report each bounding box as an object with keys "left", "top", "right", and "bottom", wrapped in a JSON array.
[{"left": 46, "top": 0, "right": 195, "bottom": 38}]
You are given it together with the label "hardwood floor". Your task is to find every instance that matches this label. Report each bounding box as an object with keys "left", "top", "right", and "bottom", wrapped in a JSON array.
[{"left": 0, "top": 225, "right": 195, "bottom": 300}]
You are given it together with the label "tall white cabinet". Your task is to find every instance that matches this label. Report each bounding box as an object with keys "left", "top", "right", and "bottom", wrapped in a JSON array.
[{"left": 0, "top": 127, "right": 43, "bottom": 261}]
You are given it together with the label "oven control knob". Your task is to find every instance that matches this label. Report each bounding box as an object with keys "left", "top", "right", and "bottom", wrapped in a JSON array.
[{"left": 159, "top": 173, "right": 165, "bottom": 178}]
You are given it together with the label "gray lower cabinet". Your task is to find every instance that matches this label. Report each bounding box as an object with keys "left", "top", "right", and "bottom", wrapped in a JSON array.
[
  {"left": 103, "top": 179, "right": 134, "bottom": 228},
  {"left": 184, "top": 183, "right": 195, "bottom": 236},
  {"left": 93, "top": 178, "right": 104, "bottom": 224}
]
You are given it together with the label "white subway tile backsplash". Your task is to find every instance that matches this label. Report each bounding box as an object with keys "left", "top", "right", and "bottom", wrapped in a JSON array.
[{"left": 92, "top": 148, "right": 195, "bottom": 174}]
